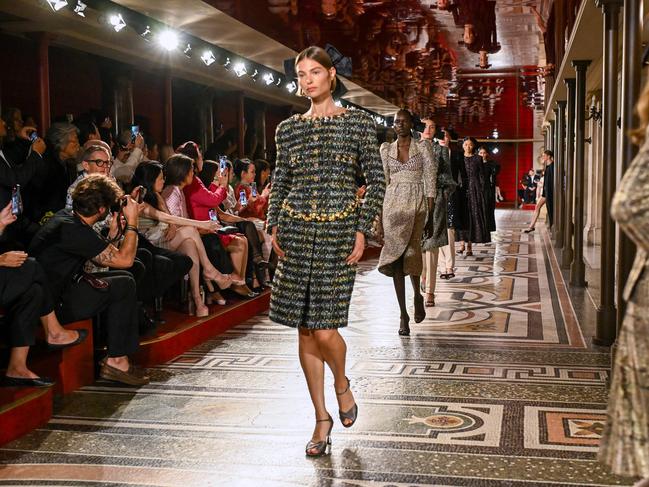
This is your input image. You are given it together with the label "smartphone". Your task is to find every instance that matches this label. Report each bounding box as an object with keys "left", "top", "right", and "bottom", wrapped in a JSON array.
[
  {"left": 131, "top": 124, "right": 140, "bottom": 142},
  {"left": 29, "top": 131, "right": 38, "bottom": 143},
  {"left": 239, "top": 190, "right": 248, "bottom": 207},
  {"left": 251, "top": 182, "right": 257, "bottom": 197},
  {"left": 136, "top": 186, "right": 147, "bottom": 204},
  {"left": 11, "top": 184, "right": 23, "bottom": 216},
  {"left": 208, "top": 209, "right": 218, "bottom": 222},
  {"left": 219, "top": 155, "right": 227, "bottom": 176}
]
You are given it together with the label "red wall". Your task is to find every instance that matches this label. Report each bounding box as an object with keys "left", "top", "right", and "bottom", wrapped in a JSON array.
[
  {"left": 0, "top": 34, "right": 40, "bottom": 121},
  {"left": 133, "top": 70, "right": 165, "bottom": 145}
]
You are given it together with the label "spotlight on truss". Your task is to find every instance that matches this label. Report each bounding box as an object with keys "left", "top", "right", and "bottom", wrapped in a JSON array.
[
  {"left": 201, "top": 50, "right": 216, "bottom": 66},
  {"left": 47, "top": 0, "right": 68, "bottom": 11},
  {"left": 109, "top": 13, "right": 127, "bottom": 32},
  {"left": 158, "top": 30, "right": 179, "bottom": 51},
  {"left": 73, "top": 0, "right": 87, "bottom": 16}
]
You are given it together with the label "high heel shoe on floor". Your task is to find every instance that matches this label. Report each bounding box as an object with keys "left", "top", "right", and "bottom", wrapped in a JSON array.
[
  {"left": 206, "top": 291, "right": 226, "bottom": 306},
  {"left": 524, "top": 227, "right": 535, "bottom": 233},
  {"left": 336, "top": 377, "right": 358, "bottom": 428},
  {"left": 425, "top": 292, "right": 435, "bottom": 307},
  {"left": 305, "top": 415, "right": 334, "bottom": 457},
  {"left": 465, "top": 250, "right": 473, "bottom": 257},
  {"left": 231, "top": 284, "right": 259, "bottom": 298},
  {"left": 456, "top": 247, "right": 465, "bottom": 255},
  {"left": 398, "top": 316, "right": 410, "bottom": 336},
  {"left": 203, "top": 272, "right": 233, "bottom": 291},
  {"left": 414, "top": 294, "right": 426, "bottom": 323}
]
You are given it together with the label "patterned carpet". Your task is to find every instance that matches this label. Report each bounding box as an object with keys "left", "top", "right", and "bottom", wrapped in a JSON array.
[{"left": 0, "top": 211, "right": 633, "bottom": 486}]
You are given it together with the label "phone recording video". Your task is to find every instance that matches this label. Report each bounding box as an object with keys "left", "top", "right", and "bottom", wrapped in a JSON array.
[{"left": 131, "top": 124, "right": 140, "bottom": 142}]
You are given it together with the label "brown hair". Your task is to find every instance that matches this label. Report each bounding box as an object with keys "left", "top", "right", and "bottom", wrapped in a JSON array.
[
  {"left": 72, "top": 174, "right": 123, "bottom": 217},
  {"left": 164, "top": 154, "right": 194, "bottom": 186},
  {"left": 294, "top": 46, "right": 336, "bottom": 97},
  {"left": 630, "top": 78, "right": 649, "bottom": 145}
]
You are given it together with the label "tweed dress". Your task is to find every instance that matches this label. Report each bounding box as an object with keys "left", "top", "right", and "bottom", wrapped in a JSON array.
[
  {"left": 422, "top": 143, "right": 455, "bottom": 251},
  {"left": 598, "top": 128, "right": 649, "bottom": 477},
  {"left": 267, "top": 109, "right": 385, "bottom": 330},
  {"left": 378, "top": 138, "right": 437, "bottom": 277}
]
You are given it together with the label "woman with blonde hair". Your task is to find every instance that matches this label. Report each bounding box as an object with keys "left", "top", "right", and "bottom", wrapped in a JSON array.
[
  {"left": 268, "top": 45, "right": 385, "bottom": 457},
  {"left": 598, "top": 75, "right": 649, "bottom": 486}
]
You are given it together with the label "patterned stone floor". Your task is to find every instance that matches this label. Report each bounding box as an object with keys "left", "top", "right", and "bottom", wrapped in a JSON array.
[{"left": 0, "top": 210, "right": 634, "bottom": 486}]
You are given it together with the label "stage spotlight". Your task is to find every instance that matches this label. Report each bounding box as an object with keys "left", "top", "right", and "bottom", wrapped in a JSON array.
[
  {"left": 158, "top": 30, "right": 179, "bottom": 51},
  {"left": 223, "top": 57, "right": 231, "bottom": 70},
  {"left": 286, "top": 81, "right": 297, "bottom": 93},
  {"left": 275, "top": 77, "right": 282, "bottom": 86},
  {"left": 233, "top": 62, "right": 247, "bottom": 77},
  {"left": 262, "top": 73, "right": 274, "bottom": 85},
  {"left": 492, "top": 147, "right": 499, "bottom": 154},
  {"left": 47, "top": 0, "right": 68, "bottom": 11},
  {"left": 201, "top": 50, "right": 216, "bottom": 66},
  {"left": 251, "top": 69, "right": 259, "bottom": 81},
  {"left": 492, "top": 128, "right": 499, "bottom": 139},
  {"left": 108, "top": 13, "right": 126, "bottom": 32},
  {"left": 73, "top": 0, "right": 87, "bottom": 16},
  {"left": 183, "top": 43, "right": 192, "bottom": 58}
]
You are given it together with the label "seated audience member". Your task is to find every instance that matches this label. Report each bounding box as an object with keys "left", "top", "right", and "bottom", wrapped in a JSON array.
[
  {"left": 199, "top": 160, "right": 268, "bottom": 291},
  {"left": 144, "top": 135, "right": 159, "bottom": 162},
  {"left": 23, "top": 122, "right": 80, "bottom": 226},
  {"left": 176, "top": 143, "right": 256, "bottom": 298},
  {"left": 234, "top": 158, "right": 271, "bottom": 220},
  {"left": 111, "top": 130, "right": 145, "bottom": 185},
  {"left": 66, "top": 144, "right": 113, "bottom": 210},
  {"left": 1, "top": 107, "right": 29, "bottom": 164},
  {"left": 29, "top": 174, "right": 149, "bottom": 386},
  {"left": 133, "top": 159, "right": 235, "bottom": 316},
  {"left": 0, "top": 202, "right": 87, "bottom": 387},
  {"left": 254, "top": 159, "right": 272, "bottom": 192},
  {"left": 0, "top": 115, "right": 48, "bottom": 245}
]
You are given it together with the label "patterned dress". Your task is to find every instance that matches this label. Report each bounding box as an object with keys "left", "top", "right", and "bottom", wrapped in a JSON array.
[
  {"left": 378, "top": 138, "right": 437, "bottom": 277},
  {"left": 598, "top": 130, "right": 649, "bottom": 477},
  {"left": 422, "top": 143, "right": 455, "bottom": 251},
  {"left": 267, "top": 109, "right": 385, "bottom": 330}
]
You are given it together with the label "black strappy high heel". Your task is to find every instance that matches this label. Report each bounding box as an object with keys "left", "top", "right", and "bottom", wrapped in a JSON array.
[
  {"left": 336, "top": 377, "right": 359, "bottom": 428},
  {"left": 305, "top": 415, "right": 333, "bottom": 457}
]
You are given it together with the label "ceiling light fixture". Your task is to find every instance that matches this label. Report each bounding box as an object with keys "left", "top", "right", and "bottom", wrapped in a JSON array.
[
  {"left": 286, "top": 81, "right": 297, "bottom": 93},
  {"left": 201, "top": 50, "right": 216, "bottom": 66},
  {"left": 47, "top": 0, "right": 68, "bottom": 11},
  {"left": 223, "top": 57, "right": 231, "bottom": 70},
  {"left": 263, "top": 73, "right": 274, "bottom": 85},
  {"left": 275, "top": 77, "right": 282, "bottom": 86},
  {"left": 158, "top": 30, "right": 179, "bottom": 51},
  {"left": 492, "top": 147, "right": 499, "bottom": 154},
  {"left": 109, "top": 13, "right": 127, "bottom": 32},
  {"left": 233, "top": 62, "right": 247, "bottom": 77},
  {"left": 73, "top": 0, "right": 87, "bottom": 16},
  {"left": 250, "top": 69, "right": 259, "bottom": 81},
  {"left": 183, "top": 43, "right": 192, "bottom": 58}
]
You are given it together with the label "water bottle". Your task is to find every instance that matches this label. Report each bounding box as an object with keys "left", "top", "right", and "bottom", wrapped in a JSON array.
[{"left": 239, "top": 190, "right": 248, "bottom": 207}]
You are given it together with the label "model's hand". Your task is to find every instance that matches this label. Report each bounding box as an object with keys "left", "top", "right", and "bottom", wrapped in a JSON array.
[
  {"left": 346, "top": 231, "right": 365, "bottom": 265},
  {"left": 271, "top": 226, "right": 285, "bottom": 259},
  {"left": 0, "top": 202, "right": 17, "bottom": 231},
  {"left": 0, "top": 250, "right": 28, "bottom": 268}
]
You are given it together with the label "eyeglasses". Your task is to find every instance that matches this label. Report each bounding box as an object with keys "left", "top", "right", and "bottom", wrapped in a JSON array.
[{"left": 85, "top": 158, "right": 111, "bottom": 167}]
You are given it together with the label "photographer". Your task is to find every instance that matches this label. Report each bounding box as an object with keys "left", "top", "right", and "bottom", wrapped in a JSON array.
[{"left": 29, "top": 174, "right": 148, "bottom": 386}]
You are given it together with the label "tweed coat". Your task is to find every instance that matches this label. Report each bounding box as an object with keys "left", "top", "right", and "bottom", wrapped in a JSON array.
[
  {"left": 598, "top": 128, "right": 649, "bottom": 477},
  {"left": 266, "top": 109, "right": 385, "bottom": 329},
  {"left": 378, "top": 137, "right": 438, "bottom": 277}
]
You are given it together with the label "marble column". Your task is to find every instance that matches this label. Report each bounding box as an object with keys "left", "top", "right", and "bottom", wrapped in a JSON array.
[
  {"left": 616, "top": 0, "right": 642, "bottom": 330},
  {"left": 594, "top": 0, "right": 622, "bottom": 346},
  {"left": 554, "top": 101, "right": 566, "bottom": 247},
  {"left": 570, "top": 61, "right": 591, "bottom": 286},
  {"left": 561, "top": 78, "right": 576, "bottom": 268}
]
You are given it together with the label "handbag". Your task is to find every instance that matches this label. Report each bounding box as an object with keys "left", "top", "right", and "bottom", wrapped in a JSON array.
[
  {"left": 217, "top": 226, "right": 240, "bottom": 235},
  {"left": 73, "top": 272, "right": 110, "bottom": 292}
]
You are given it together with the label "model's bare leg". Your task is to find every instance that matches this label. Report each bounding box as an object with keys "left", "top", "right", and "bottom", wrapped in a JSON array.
[
  {"left": 526, "top": 197, "right": 546, "bottom": 230},
  {"left": 313, "top": 329, "right": 356, "bottom": 426},
  {"left": 298, "top": 328, "right": 330, "bottom": 453}
]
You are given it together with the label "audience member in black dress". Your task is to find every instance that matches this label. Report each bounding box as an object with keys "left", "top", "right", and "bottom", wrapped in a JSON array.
[
  {"left": 29, "top": 174, "right": 149, "bottom": 386},
  {"left": 0, "top": 202, "right": 87, "bottom": 388}
]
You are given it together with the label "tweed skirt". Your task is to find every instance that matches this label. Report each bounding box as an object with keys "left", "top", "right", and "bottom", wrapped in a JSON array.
[{"left": 269, "top": 214, "right": 357, "bottom": 329}]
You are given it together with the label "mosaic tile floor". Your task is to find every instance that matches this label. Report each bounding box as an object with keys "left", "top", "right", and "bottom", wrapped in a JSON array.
[{"left": 0, "top": 211, "right": 634, "bottom": 486}]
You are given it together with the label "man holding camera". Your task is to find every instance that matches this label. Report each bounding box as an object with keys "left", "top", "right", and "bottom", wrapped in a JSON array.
[{"left": 29, "top": 174, "right": 148, "bottom": 386}]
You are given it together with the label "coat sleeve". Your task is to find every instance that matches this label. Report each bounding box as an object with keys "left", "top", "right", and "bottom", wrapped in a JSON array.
[
  {"left": 266, "top": 121, "right": 292, "bottom": 230},
  {"left": 379, "top": 142, "right": 390, "bottom": 186},
  {"left": 611, "top": 141, "right": 649, "bottom": 252},
  {"left": 421, "top": 140, "right": 438, "bottom": 200},
  {"left": 356, "top": 114, "right": 386, "bottom": 236}
]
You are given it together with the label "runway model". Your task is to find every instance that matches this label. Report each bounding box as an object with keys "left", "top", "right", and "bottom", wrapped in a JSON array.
[
  {"left": 267, "top": 46, "right": 385, "bottom": 457},
  {"left": 378, "top": 109, "right": 437, "bottom": 336}
]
